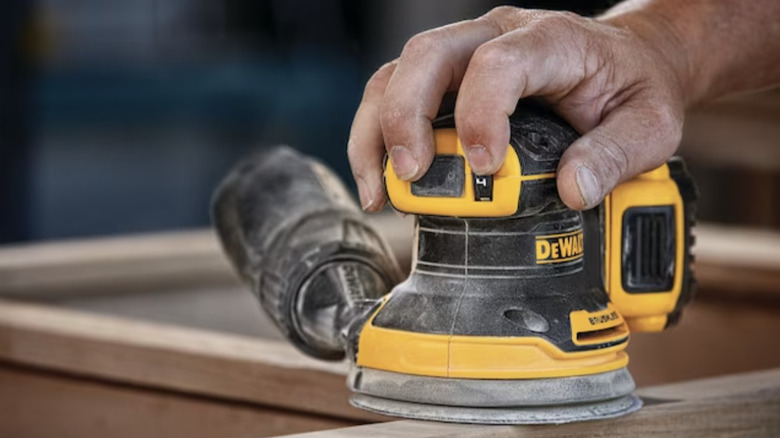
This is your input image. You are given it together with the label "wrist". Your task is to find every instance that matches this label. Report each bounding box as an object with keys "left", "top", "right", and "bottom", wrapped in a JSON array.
[{"left": 598, "top": 6, "right": 703, "bottom": 106}]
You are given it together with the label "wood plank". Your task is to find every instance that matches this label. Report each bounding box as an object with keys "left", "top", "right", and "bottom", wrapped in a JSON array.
[
  {"left": 0, "top": 223, "right": 777, "bottom": 436},
  {"left": 0, "top": 229, "right": 239, "bottom": 297},
  {"left": 0, "top": 299, "right": 383, "bottom": 423},
  {"left": 1, "top": 291, "right": 777, "bottom": 413},
  {"left": 638, "top": 368, "right": 780, "bottom": 401},
  {"left": 0, "top": 364, "right": 353, "bottom": 438},
  {"left": 275, "top": 369, "right": 780, "bottom": 438},
  {"left": 694, "top": 224, "right": 780, "bottom": 299}
]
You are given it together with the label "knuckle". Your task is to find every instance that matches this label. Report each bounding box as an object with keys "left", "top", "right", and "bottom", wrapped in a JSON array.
[
  {"left": 485, "top": 5, "right": 519, "bottom": 20},
  {"left": 481, "top": 8, "right": 584, "bottom": 36},
  {"left": 471, "top": 41, "right": 516, "bottom": 70},
  {"left": 482, "top": 6, "right": 536, "bottom": 33},
  {"left": 641, "top": 104, "right": 684, "bottom": 163},
  {"left": 401, "top": 31, "right": 441, "bottom": 59},
  {"left": 653, "top": 106, "right": 683, "bottom": 145},
  {"left": 554, "top": 10, "right": 583, "bottom": 22},
  {"left": 529, "top": 11, "right": 580, "bottom": 34},
  {"left": 346, "top": 141, "right": 361, "bottom": 165},
  {"left": 362, "top": 61, "right": 396, "bottom": 101}
]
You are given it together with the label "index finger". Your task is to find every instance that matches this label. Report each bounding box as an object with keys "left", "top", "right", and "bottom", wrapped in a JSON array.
[{"left": 378, "top": 19, "right": 500, "bottom": 181}]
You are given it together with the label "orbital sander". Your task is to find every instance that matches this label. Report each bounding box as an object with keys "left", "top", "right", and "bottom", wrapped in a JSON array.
[{"left": 212, "top": 100, "right": 697, "bottom": 424}]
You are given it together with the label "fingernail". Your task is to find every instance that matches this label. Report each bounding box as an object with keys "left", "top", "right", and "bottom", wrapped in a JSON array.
[
  {"left": 576, "top": 165, "right": 601, "bottom": 209},
  {"left": 466, "top": 145, "right": 493, "bottom": 174},
  {"left": 356, "top": 178, "right": 375, "bottom": 211},
  {"left": 389, "top": 146, "right": 419, "bottom": 180}
]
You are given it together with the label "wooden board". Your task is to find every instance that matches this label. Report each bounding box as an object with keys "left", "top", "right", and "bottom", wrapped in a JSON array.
[
  {"left": 0, "top": 299, "right": 383, "bottom": 423},
  {"left": 694, "top": 224, "right": 780, "bottom": 300},
  {"left": 276, "top": 368, "right": 780, "bottom": 437},
  {"left": 0, "top": 364, "right": 352, "bottom": 438},
  {"left": 0, "top": 294, "right": 778, "bottom": 412},
  {"left": 0, "top": 229, "right": 239, "bottom": 298},
  {"left": 0, "top": 222, "right": 779, "bottom": 436}
]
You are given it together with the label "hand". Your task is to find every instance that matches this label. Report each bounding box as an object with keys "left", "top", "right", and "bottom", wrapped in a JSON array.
[{"left": 347, "top": 6, "right": 687, "bottom": 211}]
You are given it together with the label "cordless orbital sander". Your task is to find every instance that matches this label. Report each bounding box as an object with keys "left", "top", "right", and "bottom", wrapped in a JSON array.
[{"left": 212, "top": 100, "right": 697, "bottom": 424}]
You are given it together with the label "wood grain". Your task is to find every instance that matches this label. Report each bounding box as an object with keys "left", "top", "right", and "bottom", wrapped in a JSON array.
[
  {"left": 0, "top": 364, "right": 353, "bottom": 438},
  {"left": 0, "top": 229, "right": 239, "bottom": 297},
  {"left": 0, "top": 299, "right": 383, "bottom": 423},
  {"left": 276, "top": 369, "right": 780, "bottom": 438}
]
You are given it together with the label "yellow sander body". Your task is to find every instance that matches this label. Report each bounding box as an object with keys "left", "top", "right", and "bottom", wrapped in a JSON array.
[
  {"left": 348, "top": 103, "right": 696, "bottom": 424},
  {"left": 212, "top": 99, "right": 697, "bottom": 425}
]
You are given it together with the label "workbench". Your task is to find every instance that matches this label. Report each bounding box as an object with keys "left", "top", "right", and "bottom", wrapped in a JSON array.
[{"left": 1, "top": 216, "right": 779, "bottom": 437}]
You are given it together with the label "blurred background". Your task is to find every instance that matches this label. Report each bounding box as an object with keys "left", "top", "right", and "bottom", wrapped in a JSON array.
[
  {"left": 11, "top": 0, "right": 777, "bottom": 244},
  {"left": 1, "top": 3, "right": 779, "bottom": 436}
]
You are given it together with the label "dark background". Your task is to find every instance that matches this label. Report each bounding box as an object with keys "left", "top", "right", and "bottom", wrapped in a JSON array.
[{"left": 4, "top": 0, "right": 779, "bottom": 244}]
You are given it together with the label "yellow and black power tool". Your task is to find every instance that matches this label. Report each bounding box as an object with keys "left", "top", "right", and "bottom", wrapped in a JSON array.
[{"left": 212, "top": 99, "right": 697, "bottom": 424}]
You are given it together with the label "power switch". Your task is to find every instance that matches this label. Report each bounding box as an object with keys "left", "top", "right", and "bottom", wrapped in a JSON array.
[
  {"left": 473, "top": 175, "right": 493, "bottom": 201},
  {"left": 411, "top": 155, "right": 465, "bottom": 198}
]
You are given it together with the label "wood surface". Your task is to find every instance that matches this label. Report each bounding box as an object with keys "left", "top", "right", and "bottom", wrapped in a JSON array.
[
  {"left": 0, "top": 298, "right": 382, "bottom": 423},
  {"left": 0, "top": 300, "right": 776, "bottom": 437},
  {"left": 0, "top": 364, "right": 353, "bottom": 438},
  {"left": 0, "top": 229, "right": 239, "bottom": 298},
  {"left": 276, "top": 368, "right": 780, "bottom": 438},
  {"left": 693, "top": 224, "right": 780, "bottom": 299},
  {"left": 0, "top": 222, "right": 779, "bottom": 436}
]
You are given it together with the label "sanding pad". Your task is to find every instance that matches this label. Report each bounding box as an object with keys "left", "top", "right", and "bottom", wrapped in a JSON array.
[{"left": 348, "top": 366, "right": 642, "bottom": 424}]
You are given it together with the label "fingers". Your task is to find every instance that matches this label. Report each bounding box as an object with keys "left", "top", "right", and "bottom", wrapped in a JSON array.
[
  {"left": 349, "top": 62, "right": 396, "bottom": 212},
  {"left": 556, "top": 99, "right": 683, "bottom": 210},
  {"left": 379, "top": 19, "right": 499, "bottom": 181},
  {"left": 349, "top": 19, "right": 500, "bottom": 211},
  {"left": 455, "top": 11, "right": 585, "bottom": 175},
  {"left": 352, "top": 5, "right": 684, "bottom": 215}
]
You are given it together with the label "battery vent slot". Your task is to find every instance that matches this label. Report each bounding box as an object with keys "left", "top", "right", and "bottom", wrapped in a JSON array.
[{"left": 622, "top": 206, "right": 676, "bottom": 293}]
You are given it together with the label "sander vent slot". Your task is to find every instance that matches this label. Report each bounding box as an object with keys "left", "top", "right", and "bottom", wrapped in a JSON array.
[
  {"left": 576, "top": 325, "right": 626, "bottom": 344},
  {"left": 622, "top": 206, "right": 676, "bottom": 292}
]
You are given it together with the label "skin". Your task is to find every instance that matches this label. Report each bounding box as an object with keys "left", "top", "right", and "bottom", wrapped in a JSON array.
[{"left": 347, "top": 0, "right": 780, "bottom": 212}]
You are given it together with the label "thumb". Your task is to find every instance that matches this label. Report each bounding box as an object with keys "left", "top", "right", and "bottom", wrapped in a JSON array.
[{"left": 556, "top": 103, "right": 683, "bottom": 210}]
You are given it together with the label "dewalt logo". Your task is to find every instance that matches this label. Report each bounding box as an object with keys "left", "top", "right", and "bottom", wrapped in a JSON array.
[{"left": 535, "top": 230, "right": 584, "bottom": 264}]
